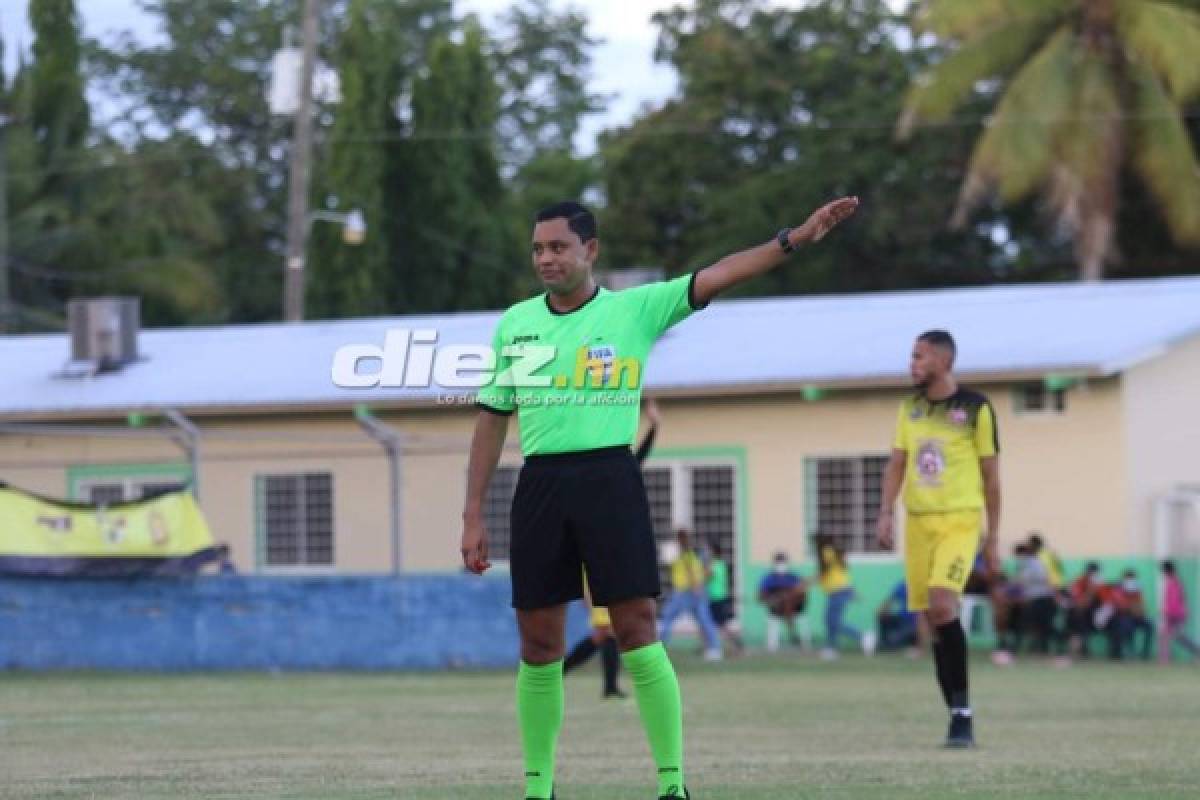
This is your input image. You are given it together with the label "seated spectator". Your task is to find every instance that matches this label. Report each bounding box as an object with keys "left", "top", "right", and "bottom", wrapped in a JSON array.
[
  {"left": 758, "top": 551, "right": 808, "bottom": 652},
  {"left": 877, "top": 580, "right": 919, "bottom": 654},
  {"left": 1107, "top": 570, "right": 1154, "bottom": 660},
  {"left": 1066, "top": 562, "right": 1101, "bottom": 658},
  {"left": 959, "top": 552, "right": 993, "bottom": 637},
  {"left": 989, "top": 570, "right": 1020, "bottom": 665}
]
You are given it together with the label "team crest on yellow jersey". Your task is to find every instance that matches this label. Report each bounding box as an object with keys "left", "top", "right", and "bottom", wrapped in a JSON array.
[{"left": 916, "top": 439, "right": 945, "bottom": 485}]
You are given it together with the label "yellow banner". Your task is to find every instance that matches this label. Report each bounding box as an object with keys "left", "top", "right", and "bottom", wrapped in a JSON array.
[{"left": 0, "top": 484, "right": 214, "bottom": 558}]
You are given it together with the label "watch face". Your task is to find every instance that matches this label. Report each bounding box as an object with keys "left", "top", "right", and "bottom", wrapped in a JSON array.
[{"left": 777, "top": 228, "right": 794, "bottom": 253}]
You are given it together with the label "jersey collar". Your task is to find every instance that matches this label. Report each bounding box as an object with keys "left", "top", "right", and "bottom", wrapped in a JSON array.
[{"left": 544, "top": 284, "right": 601, "bottom": 316}]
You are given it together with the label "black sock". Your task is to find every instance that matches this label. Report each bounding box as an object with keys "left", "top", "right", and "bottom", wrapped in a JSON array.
[
  {"left": 936, "top": 619, "right": 969, "bottom": 713},
  {"left": 931, "top": 637, "right": 951, "bottom": 708},
  {"left": 601, "top": 637, "right": 620, "bottom": 694},
  {"left": 564, "top": 636, "right": 597, "bottom": 673}
]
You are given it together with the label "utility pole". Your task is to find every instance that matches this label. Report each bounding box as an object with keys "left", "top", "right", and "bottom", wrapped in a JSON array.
[
  {"left": 0, "top": 114, "right": 10, "bottom": 332},
  {"left": 282, "top": 0, "right": 320, "bottom": 323}
]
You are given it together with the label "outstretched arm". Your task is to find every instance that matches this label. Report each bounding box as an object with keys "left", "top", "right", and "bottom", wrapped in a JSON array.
[{"left": 691, "top": 196, "right": 859, "bottom": 306}]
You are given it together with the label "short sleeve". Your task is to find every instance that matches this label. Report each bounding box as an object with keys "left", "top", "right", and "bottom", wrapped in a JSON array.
[
  {"left": 629, "top": 272, "right": 705, "bottom": 338},
  {"left": 975, "top": 401, "right": 999, "bottom": 457},
  {"left": 475, "top": 317, "right": 515, "bottom": 415},
  {"left": 892, "top": 402, "right": 909, "bottom": 451}
]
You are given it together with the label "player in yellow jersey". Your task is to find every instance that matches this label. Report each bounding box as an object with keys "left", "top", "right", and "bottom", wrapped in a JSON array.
[{"left": 877, "top": 330, "right": 1001, "bottom": 749}]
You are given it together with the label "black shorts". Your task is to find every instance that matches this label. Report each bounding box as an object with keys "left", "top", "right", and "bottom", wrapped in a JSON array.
[
  {"left": 510, "top": 446, "right": 661, "bottom": 610},
  {"left": 709, "top": 598, "right": 735, "bottom": 626}
]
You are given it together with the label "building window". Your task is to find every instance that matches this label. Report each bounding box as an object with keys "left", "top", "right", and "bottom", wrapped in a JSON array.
[
  {"left": 256, "top": 472, "right": 334, "bottom": 567},
  {"left": 691, "top": 465, "right": 736, "bottom": 584},
  {"left": 643, "top": 461, "right": 739, "bottom": 614},
  {"left": 805, "top": 455, "right": 891, "bottom": 554},
  {"left": 81, "top": 483, "right": 127, "bottom": 505},
  {"left": 70, "top": 464, "right": 190, "bottom": 504},
  {"left": 1014, "top": 383, "right": 1067, "bottom": 414},
  {"left": 76, "top": 478, "right": 186, "bottom": 504},
  {"left": 482, "top": 466, "right": 520, "bottom": 561}
]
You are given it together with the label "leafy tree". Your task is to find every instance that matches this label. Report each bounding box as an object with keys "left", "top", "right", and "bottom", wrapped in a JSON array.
[
  {"left": 601, "top": 0, "right": 1011, "bottom": 294},
  {"left": 393, "top": 18, "right": 516, "bottom": 312},
  {"left": 899, "top": 0, "right": 1200, "bottom": 280}
]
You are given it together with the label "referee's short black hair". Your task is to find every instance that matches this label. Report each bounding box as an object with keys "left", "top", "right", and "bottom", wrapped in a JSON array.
[
  {"left": 535, "top": 201, "right": 597, "bottom": 243},
  {"left": 917, "top": 329, "right": 957, "bottom": 364}
]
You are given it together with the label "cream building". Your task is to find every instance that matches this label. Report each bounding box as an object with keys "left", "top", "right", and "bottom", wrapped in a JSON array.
[{"left": 2, "top": 279, "right": 1198, "bottom": 639}]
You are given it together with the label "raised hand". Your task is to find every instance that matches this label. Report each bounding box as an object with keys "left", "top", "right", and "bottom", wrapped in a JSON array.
[{"left": 792, "top": 196, "right": 860, "bottom": 246}]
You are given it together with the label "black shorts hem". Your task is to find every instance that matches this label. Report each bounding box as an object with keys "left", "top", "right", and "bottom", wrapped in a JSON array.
[
  {"left": 589, "top": 582, "right": 662, "bottom": 608},
  {"left": 511, "top": 589, "right": 583, "bottom": 611}
]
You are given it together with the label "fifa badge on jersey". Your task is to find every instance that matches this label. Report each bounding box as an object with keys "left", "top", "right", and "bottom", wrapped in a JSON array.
[
  {"left": 586, "top": 344, "right": 616, "bottom": 385},
  {"left": 909, "top": 406, "right": 923, "bottom": 420}
]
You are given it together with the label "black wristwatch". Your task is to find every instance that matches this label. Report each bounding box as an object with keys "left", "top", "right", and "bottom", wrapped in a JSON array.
[{"left": 777, "top": 227, "right": 797, "bottom": 254}]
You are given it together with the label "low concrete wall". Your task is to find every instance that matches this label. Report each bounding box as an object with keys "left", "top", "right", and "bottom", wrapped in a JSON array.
[{"left": 0, "top": 574, "right": 588, "bottom": 671}]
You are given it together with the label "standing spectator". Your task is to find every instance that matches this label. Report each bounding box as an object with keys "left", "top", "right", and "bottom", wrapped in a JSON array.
[
  {"left": 1027, "top": 533, "right": 1065, "bottom": 591},
  {"left": 706, "top": 542, "right": 744, "bottom": 655},
  {"left": 659, "top": 528, "right": 722, "bottom": 661},
  {"left": 1159, "top": 560, "right": 1200, "bottom": 664},
  {"left": 758, "top": 552, "right": 809, "bottom": 652},
  {"left": 814, "top": 533, "right": 876, "bottom": 660},
  {"left": 1014, "top": 543, "right": 1061, "bottom": 656}
]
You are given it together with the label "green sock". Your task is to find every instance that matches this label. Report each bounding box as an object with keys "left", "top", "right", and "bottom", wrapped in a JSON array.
[
  {"left": 516, "top": 660, "right": 563, "bottom": 799},
  {"left": 622, "top": 642, "right": 685, "bottom": 796}
]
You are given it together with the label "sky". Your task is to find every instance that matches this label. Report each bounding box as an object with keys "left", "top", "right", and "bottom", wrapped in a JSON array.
[{"left": 2, "top": 1, "right": 898, "bottom": 150}]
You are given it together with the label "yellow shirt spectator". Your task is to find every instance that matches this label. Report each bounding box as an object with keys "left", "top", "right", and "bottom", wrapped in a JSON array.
[
  {"left": 671, "top": 551, "right": 707, "bottom": 592},
  {"left": 819, "top": 545, "right": 852, "bottom": 594}
]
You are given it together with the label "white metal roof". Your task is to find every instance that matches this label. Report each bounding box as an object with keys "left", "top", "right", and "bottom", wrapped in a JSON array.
[{"left": 2, "top": 276, "right": 1198, "bottom": 418}]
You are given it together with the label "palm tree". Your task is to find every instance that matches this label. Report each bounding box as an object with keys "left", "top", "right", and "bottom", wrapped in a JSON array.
[{"left": 898, "top": 0, "right": 1200, "bottom": 281}]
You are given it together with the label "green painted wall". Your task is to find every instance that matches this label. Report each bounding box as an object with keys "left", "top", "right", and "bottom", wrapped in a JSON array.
[{"left": 728, "top": 556, "right": 1199, "bottom": 653}]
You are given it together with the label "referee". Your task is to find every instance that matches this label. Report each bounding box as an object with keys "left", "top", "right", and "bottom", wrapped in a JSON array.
[
  {"left": 877, "top": 330, "right": 1002, "bottom": 748},
  {"left": 461, "top": 197, "right": 858, "bottom": 800}
]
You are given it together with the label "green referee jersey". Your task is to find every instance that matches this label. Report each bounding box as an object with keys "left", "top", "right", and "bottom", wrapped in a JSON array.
[{"left": 476, "top": 272, "right": 704, "bottom": 456}]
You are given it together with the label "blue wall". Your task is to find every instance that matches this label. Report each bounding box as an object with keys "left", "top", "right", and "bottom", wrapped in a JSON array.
[{"left": 0, "top": 575, "right": 589, "bottom": 671}]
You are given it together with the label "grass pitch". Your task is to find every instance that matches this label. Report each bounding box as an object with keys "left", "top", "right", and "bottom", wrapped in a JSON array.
[{"left": 1, "top": 652, "right": 1197, "bottom": 799}]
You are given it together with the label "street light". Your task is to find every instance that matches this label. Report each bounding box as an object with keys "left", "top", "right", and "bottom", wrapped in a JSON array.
[{"left": 309, "top": 209, "right": 367, "bottom": 246}]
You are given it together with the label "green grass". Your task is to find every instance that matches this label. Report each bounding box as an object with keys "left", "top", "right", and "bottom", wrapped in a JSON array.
[{"left": 1, "top": 653, "right": 1197, "bottom": 799}]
